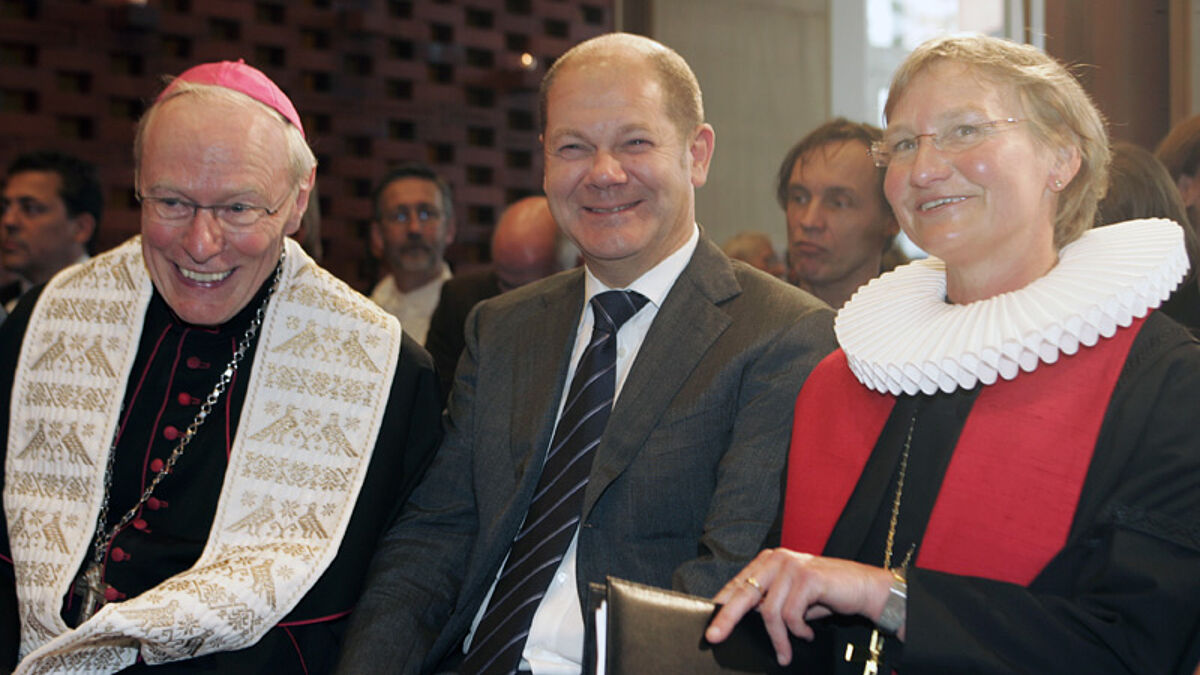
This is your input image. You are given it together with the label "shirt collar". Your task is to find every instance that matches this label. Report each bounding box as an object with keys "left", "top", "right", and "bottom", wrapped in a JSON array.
[
  {"left": 378, "top": 262, "right": 452, "bottom": 299},
  {"left": 583, "top": 223, "right": 700, "bottom": 308}
]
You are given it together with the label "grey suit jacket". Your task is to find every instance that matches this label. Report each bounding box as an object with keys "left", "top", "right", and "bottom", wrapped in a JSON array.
[{"left": 336, "top": 236, "right": 836, "bottom": 674}]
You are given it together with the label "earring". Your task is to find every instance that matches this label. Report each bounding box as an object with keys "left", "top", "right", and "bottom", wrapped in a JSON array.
[{"left": 1054, "top": 179, "right": 1063, "bottom": 189}]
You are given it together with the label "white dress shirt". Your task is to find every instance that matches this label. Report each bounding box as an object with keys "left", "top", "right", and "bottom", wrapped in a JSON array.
[
  {"left": 465, "top": 225, "right": 701, "bottom": 674},
  {"left": 369, "top": 262, "right": 452, "bottom": 344}
]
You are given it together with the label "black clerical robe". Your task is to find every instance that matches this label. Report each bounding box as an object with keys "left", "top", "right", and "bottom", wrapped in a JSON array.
[
  {"left": 0, "top": 278, "right": 441, "bottom": 673},
  {"left": 784, "top": 311, "right": 1200, "bottom": 674}
]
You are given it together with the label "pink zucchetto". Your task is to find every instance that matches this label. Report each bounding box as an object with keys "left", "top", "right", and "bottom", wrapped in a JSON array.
[{"left": 158, "top": 59, "right": 304, "bottom": 138}]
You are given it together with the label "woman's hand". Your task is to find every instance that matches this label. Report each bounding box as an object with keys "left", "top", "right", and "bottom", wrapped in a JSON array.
[{"left": 705, "top": 549, "right": 899, "bottom": 666}]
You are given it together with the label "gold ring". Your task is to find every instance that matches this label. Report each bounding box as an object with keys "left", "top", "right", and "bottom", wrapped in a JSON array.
[{"left": 744, "top": 576, "right": 762, "bottom": 594}]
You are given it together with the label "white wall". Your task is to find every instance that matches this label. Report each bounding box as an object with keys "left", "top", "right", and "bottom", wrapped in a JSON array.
[{"left": 621, "top": 0, "right": 830, "bottom": 252}]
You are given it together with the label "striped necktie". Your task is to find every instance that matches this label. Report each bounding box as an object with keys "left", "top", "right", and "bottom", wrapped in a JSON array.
[{"left": 460, "top": 289, "right": 649, "bottom": 675}]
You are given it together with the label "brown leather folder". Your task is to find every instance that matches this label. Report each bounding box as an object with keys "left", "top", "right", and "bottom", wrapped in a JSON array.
[{"left": 587, "top": 576, "right": 805, "bottom": 674}]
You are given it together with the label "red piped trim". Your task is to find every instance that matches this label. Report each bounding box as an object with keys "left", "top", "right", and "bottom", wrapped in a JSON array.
[
  {"left": 120, "top": 324, "right": 172, "bottom": 472},
  {"left": 99, "top": 323, "right": 174, "bottom": 564},
  {"left": 281, "top": 625, "right": 310, "bottom": 675},
  {"left": 140, "top": 327, "right": 190, "bottom": 493},
  {"left": 273, "top": 611, "right": 356, "bottom": 675},
  {"left": 277, "top": 608, "right": 353, "bottom": 626}
]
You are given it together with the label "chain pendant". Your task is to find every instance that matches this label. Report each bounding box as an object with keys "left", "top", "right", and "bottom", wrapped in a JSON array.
[
  {"left": 74, "top": 564, "right": 109, "bottom": 621},
  {"left": 842, "top": 628, "right": 885, "bottom": 674},
  {"left": 864, "top": 628, "right": 884, "bottom": 674}
]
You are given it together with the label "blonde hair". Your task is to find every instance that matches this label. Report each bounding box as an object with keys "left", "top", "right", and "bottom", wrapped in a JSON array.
[
  {"left": 884, "top": 34, "right": 1109, "bottom": 248},
  {"left": 134, "top": 79, "right": 317, "bottom": 189}
]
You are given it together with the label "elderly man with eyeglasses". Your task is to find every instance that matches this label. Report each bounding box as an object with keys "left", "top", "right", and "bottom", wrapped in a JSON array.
[
  {"left": 368, "top": 162, "right": 457, "bottom": 344},
  {"left": 0, "top": 60, "right": 441, "bottom": 674}
]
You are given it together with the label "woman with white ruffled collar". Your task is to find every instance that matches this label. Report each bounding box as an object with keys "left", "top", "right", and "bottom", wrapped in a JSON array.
[{"left": 706, "top": 34, "right": 1200, "bottom": 674}]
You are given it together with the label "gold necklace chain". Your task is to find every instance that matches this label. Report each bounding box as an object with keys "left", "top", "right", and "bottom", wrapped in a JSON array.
[
  {"left": 852, "top": 411, "right": 918, "bottom": 674},
  {"left": 884, "top": 412, "right": 918, "bottom": 570}
]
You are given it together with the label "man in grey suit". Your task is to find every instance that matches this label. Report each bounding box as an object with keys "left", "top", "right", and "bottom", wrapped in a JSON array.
[{"left": 336, "top": 33, "right": 836, "bottom": 675}]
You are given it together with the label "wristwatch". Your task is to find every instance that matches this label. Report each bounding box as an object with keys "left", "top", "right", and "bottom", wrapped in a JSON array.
[{"left": 876, "top": 567, "right": 907, "bottom": 635}]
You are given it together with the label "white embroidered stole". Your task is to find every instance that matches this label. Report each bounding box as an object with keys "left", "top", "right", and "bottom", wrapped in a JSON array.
[{"left": 7, "top": 237, "right": 401, "bottom": 674}]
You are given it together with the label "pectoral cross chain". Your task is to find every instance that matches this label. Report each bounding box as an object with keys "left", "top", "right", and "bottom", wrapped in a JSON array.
[
  {"left": 843, "top": 628, "right": 885, "bottom": 675},
  {"left": 73, "top": 564, "right": 111, "bottom": 621}
]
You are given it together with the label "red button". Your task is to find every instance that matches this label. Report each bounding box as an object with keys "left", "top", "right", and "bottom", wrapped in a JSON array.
[
  {"left": 111, "top": 547, "right": 127, "bottom": 562},
  {"left": 104, "top": 587, "right": 122, "bottom": 602},
  {"left": 132, "top": 518, "right": 147, "bottom": 531},
  {"left": 177, "top": 392, "right": 193, "bottom": 405},
  {"left": 163, "top": 426, "right": 179, "bottom": 441},
  {"left": 186, "top": 356, "right": 204, "bottom": 369},
  {"left": 149, "top": 459, "right": 164, "bottom": 472}
]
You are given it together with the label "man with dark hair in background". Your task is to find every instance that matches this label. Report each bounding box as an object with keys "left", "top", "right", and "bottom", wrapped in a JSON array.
[
  {"left": 1, "top": 150, "right": 102, "bottom": 310},
  {"left": 369, "top": 162, "right": 456, "bottom": 344},
  {"left": 777, "top": 118, "right": 901, "bottom": 309},
  {"left": 1156, "top": 114, "right": 1200, "bottom": 241}
]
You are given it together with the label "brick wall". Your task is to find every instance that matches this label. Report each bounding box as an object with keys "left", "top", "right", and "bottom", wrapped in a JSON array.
[{"left": 0, "top": 0, "right": 612, "bottom": 290}]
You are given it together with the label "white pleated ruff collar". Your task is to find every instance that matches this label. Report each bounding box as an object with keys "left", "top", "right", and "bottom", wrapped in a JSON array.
[{"left": 836, "top": 218, "right": 1190, "bottom": 396}]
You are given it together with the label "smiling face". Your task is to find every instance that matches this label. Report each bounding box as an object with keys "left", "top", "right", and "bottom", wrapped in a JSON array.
[
  {"left": 541, "top": 54, "right": 714, "bottom": 287},
  {"left": 785, "top": 140, "right": 896, "bottom": 306},
  {"left": 139, "top": 94, "right": 310, "bottom": 326},
  {"left": 883, "top": 61, "right": 1070, "bottom": 302}
]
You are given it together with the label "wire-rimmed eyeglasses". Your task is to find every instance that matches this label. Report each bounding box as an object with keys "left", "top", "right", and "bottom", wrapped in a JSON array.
[
  {"left": 378, "top": 204, "right": 443, "bottom": 227},
  {"left": 136, "top": 190, "right": 292, "bottom": 228},
  {"left": 869, "top": 118, "right": 1024, "bottom": 168}
]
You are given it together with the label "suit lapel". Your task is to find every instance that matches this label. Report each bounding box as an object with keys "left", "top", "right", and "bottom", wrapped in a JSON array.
[
  {"left": 508, "top": 271, "right": 586, "bottom": 479},
  {"left": 583, "top": 238, "right": 740, "bottom": 517}
]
